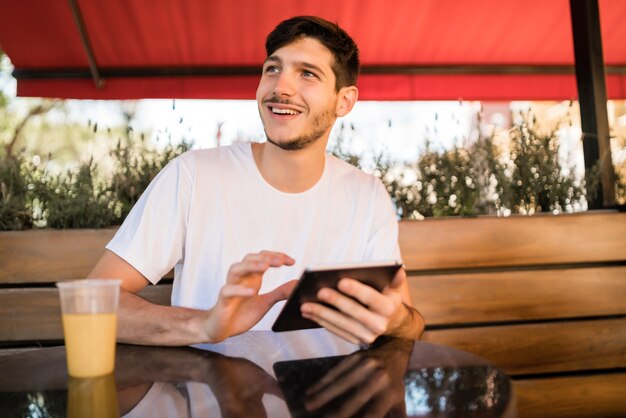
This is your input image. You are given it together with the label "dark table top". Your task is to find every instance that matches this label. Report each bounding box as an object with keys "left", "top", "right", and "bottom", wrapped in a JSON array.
[{"left": 0, "top": 330, "right": 515, "bottom": 417}]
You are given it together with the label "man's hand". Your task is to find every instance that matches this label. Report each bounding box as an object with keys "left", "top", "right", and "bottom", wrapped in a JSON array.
[
  {"left": 203, "top": 251, "right": 297, "bottom": 343},
  {"left": 90, "top": 249, "right": 297, "bottom": 346},
  {"left": 300, "top": 268, "right": 423, "bottom": 344}
]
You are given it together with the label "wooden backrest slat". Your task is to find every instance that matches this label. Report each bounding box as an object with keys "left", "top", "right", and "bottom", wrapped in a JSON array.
[
  {"left": 0, "top": 229, "right": 178, "bottom": 284},
  {"left": 400, "top": 212, "right": 626, "bottom": 271},
  {"left": 0, "top": 229, "right": 115, "bottom": 284},
  {"left": 411, "top": 266, "right": 626, "bottom": 325},
  {"left": 0, "top": 285, "right": 172, "bottom": 342},
  {"left": 514, "top": 374, "right": 626, "bottom": 417},
  {"left": 2, "top": 212, "right": 624, "bottom": 284},
  {"left": 423, "top": 318, "right": 626, "bottom": 375}
]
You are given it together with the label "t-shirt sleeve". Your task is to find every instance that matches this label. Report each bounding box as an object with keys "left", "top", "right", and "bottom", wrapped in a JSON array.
[
  {"left": 106, "top": 154, "right": 193, "bottom": 284},
  {"left": 364, "top": 179, "right": 402, "bottom": 263}
]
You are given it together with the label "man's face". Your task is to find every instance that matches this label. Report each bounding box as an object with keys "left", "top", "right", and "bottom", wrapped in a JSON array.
[{"left": 256, "top": 37, "right": 340, "bottom": 151}]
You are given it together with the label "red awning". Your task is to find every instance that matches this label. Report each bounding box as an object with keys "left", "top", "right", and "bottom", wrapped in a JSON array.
[{"left": 1, "top": 0, "right": 625, "bottom": 100}]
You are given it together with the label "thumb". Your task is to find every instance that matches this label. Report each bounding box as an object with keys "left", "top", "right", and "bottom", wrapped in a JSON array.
[
  {"left": 387, "top": 268, "right": 407, "bottom": 291},
  {"left": 258, "top": 280, "right": 299, "bottom": 306}
]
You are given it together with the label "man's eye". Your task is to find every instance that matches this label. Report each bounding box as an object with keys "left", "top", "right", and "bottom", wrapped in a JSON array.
[
  {"left": 264, "top": 66, "right": 280, "bottom": 74},
  {"left": 302, "top": 70, "right": 317, "bottom": 78}
]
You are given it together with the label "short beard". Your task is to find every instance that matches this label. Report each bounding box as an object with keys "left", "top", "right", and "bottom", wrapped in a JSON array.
[
  {"left": 264, "top": 109, "right": 334, "bottom": 151},
  {"left": 266, "top": 131, "right": 321, "bottom": 151}
]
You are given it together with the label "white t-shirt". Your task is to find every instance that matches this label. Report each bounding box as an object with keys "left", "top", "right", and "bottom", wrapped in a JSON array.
[{"left": 107, "top": 142, "right": 401, "bottom": 329}]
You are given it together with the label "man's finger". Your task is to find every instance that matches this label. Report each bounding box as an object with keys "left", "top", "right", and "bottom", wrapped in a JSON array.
[
  {"left": 337, "top": 279, "right": 400, "bottom": 318},
  {"left": 256, "top": 280, "right": 298, "bottom": 308},
  {"left": 386, "top": 268, "right": 407, "bottom": 291},
  {"left": 318, "top": 286, "right": 389, "bottom": 333},
  {"left": 220, "top": 284, "right": 256, "bottom": 298},
  {"left": 257, "top": 251, "right": 296, "bottom": 266},
  {"left": 228, "top": 259, "right": 268, "bottom": 278},
  {"left": 229, "top": 252, "right": 295, "bottom": 278},
  {"left": 301, "top": 303, "right": 377, "bottom": 344},
  {"left": 302, "top": 310, "right": 360, "bottom": 344}
]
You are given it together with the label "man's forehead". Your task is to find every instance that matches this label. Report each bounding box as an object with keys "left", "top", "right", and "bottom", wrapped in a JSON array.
[{"left": 265, "top": 37, "right": 334, "bottom": 69}]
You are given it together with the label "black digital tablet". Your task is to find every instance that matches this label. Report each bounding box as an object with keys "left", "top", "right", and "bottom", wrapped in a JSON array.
[{"left": 271, "top": 260, "right": 402, "bottom": 332}]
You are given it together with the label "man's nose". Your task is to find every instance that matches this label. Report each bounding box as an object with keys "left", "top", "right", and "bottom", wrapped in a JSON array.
[{"left": 273, "top": 72, "right": 296, "bottom": 97}]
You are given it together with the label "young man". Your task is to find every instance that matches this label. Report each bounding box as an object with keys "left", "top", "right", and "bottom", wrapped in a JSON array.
[{"left": 89, "top": 16, "right": 425, "bottom": 346}]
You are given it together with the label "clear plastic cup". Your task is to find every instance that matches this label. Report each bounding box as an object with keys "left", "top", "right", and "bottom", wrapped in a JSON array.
[{"left": 56, "top": 279, "right": 121, "bottom": 378}]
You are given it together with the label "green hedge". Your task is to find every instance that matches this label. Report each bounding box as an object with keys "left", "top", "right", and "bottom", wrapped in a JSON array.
[
  {"left": 1, "top": 113, "right": 616, "bottom": 230},
  {"left": 1, "top": 138, "right": 191, "bottom": 230},
  {"left": 333, "top": 114, "right": 592, "bottom": 219}
]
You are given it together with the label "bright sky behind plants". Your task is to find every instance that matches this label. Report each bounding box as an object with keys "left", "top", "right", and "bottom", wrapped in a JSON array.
[{"left": 2, "top": 51, "right": 611, "bottom": 182}]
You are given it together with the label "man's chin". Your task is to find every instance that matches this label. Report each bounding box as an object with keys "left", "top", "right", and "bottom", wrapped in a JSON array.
[{"left": 266, "top": 136, "right": 317, "bottom": 151}]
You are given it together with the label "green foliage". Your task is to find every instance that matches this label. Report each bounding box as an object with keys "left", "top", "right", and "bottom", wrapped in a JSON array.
[
  {"left": 413, "top": 146, "right": 479, "bottom": 217},
  {"left": 467, "top": 133, "right": 513, "bottom": 215},
  {"left": 370, "top": 113, "right": 587, "bottom": 219},
  {"left": 0, "top": 50, "right": 9, "bottom": 109},
  {"left": 616, "top": 169, "right": 626, "bottom": 204},
  {"left": 0, "top": 153, "right": 32, "bottom": 230},
  {"left": 0, "top": 137, "right": 191, "bottom": 229},
  {"left": 30, "top": 158, "right": 121, "bottom": 229},
  {"left": 374, "top": 137, "right": 503, "bottom": 219},
  {"left": 508, "top": 116, "right": 583, "bottom": 214},
  {"left": 108, "top": 132, "right": 193, "bottom": 220}
]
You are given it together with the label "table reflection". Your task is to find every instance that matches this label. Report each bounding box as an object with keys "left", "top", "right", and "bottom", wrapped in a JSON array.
[{"left": 0, "top": 330, "right": 515, "bottom": 417}]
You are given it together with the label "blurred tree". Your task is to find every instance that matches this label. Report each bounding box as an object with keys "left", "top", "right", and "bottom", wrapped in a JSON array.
[
  {"left": 508, "top": 113, "right": 584, "bottom": 214},
  {"left": 30, "top": 158, "right": 120, "bottom": 228}
]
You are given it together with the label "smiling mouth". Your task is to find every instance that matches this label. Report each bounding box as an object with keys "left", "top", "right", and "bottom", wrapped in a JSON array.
[
  {"left": 265, "top": 99, "right": 304, "bottom": 117},
  {"left": 270, "top": 107, "right": 301, "bottom": 115}
]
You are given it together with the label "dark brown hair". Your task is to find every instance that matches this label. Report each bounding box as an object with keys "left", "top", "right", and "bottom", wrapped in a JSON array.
[{"left": 265, "top": 16, "right": 360, "bottom": 91}]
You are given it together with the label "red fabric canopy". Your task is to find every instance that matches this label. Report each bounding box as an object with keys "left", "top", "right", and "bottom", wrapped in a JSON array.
[{"left": 1, "top": 0, "right": 625, "bottom": 100}]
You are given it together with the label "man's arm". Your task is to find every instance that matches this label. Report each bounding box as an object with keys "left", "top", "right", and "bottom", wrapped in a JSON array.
[
  {"left": 88, "top": 250, "right": 297, "bottom": 346},
  {"left": 300, "top": 268, "right": 425, "bottom": 344}
]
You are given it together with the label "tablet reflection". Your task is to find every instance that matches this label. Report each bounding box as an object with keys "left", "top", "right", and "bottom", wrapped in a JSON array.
[
  {"left": 274, "top": 337, "right": 413, "bottom": 417},
  {"left": 273, "top": 338, "right": 513, "bottom": 418}
]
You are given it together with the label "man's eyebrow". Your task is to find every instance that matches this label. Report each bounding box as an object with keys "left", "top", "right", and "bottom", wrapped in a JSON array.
[
  {"left": 299, "top": 62, "right": 326, "bottom": 77},
  {"left": 264, "top": 55, "right": 281, "bottom": 65},
  {"left": 263, "top": 56, "right": 327, "bottom": 77}
]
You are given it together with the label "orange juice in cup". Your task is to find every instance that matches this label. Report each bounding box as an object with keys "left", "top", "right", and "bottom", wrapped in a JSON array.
[
  {"left": 57, "top": 279, "right": 121, "bottom": 378},
  {"left": 62, "top": 312, "right": 118, "bottom": 377}
]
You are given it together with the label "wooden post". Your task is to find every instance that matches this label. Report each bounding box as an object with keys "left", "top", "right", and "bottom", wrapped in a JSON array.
[{"left": 569, "top": 0, "right": 616, "bottom": 208}]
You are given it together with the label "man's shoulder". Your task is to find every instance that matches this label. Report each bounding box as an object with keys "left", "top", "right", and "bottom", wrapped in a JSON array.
[
  {"left": 327, "top": 154, "right": 381, "bottom": 188},
  {"left": 181, "top": 142, "right": 249, "bottom": 159},
  {"left": 175, "top": 142, "right": 251, "bottom": 169}
]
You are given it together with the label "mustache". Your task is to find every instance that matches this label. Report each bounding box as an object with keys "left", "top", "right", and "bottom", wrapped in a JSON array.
[{"left": 263, "top": 96, "right": 305, "bottom": 109}]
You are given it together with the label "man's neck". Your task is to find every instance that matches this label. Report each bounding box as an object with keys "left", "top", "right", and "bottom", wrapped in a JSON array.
[{"left": 251, "top": 140, "right": 327, "bottom": 193}]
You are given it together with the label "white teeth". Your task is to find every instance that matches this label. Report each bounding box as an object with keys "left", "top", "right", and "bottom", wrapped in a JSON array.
[{"left": 271, "top": 107, "right": 300, "bottom": 115}]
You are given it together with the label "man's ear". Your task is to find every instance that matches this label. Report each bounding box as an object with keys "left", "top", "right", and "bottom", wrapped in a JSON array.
[{"left": 335, "top": 86, "right": 358, "bottom": 117}]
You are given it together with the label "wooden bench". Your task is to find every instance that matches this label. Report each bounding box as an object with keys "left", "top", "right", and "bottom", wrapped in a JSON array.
[
  {"left": 401, "top": 211, "right": 626, "bottom": 417},
  {"left": 1, "top": 211, "right": 625, "bottom": 416},
  {"left": 0, "top": 228, "right": 171, "bottom": 345}
]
